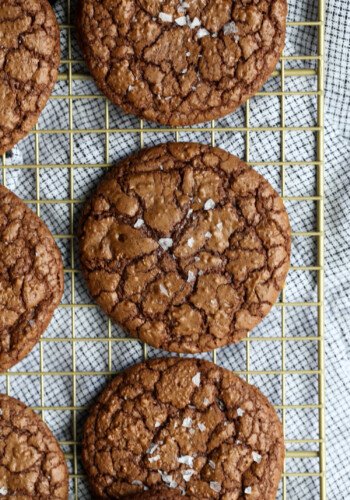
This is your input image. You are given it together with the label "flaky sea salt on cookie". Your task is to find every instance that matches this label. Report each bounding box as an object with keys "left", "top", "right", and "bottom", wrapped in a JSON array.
[
  {"left": 82, "top": 358, "right": 285, "bottom": 499},
  {"left": 76, "top": 0, "right": 287, "bottom": 126},
  {"left": 79, "top": 143, "right": 291, "bottom": 353}
]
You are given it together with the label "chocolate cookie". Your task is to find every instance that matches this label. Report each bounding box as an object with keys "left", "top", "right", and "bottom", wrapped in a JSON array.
[
  {"left": 76, "top": 0, "right": 287, "bottom": 126},
  {"left": 0, "top": 394, "right": 68, "bottom": 498},
  {"left": 82, "top": 358, "right": 284, "bottom": 499},
  {"left": 0, "top": 185, "right": 64, "bottom": 370},
  {"left": 79, "top": 143, "right": 290, "bottom": 353},
  {"left": 0, "top": 0, "right": 60, "bottom": 155}
]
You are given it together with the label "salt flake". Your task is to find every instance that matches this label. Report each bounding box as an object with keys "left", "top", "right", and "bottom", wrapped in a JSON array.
[
  {"left": 223, "top": 21, "right": 238, "bottom": 36},
  {"left": 210, "top": 481, "right": 221, "bottom": 493},
  {"left": 237, "top": 407, "right": 245, "bottom": 417},
  {"left": 203, "top": 397, "right": 210, "bottom": 405},
  {"left": 192, "top": 372, "right": 201, "bottom": 387},
  {"left": 190, "top": 17, "right": 201, "bottom": 29},
  {"left": 187, "top": 208, "right": 193, "bottom": 218},
  {"left": 175, "top": 16, "right": 187, "bottom": 26},
  {"left": 186, "top": 51, "right": 191, "bottom": 57},
  {"left": 182, "top": 417, "right": 193, "bottom": 428},
  {"left": 204, "top": 198, "right": 215, "bottom": 210},
  {"left": 187, "top": 271, "right": 196, "bottom": 283},
  {"left": 178, "top": 455, "right": 194, "bottom": 467},
  {"left": 187, "top": 237, "right": 195, "bottom": 248},
  {"left": 205, "top": 231, "right": 212, "bottom": 239},
  {"left": 134, "top": 218, "right": 144, "bottom": 228},
  {"left": 159, "top": 12, "right": 173, "bottom": 23},
  {"left": 182, "top": 469, "right": 195, "bottom": 482},
  {"left": 155, "top": 421, "right": 161, "bottom": 428},
  {"left": 209, "top": 459, "right": 216, "bottom": 469},
  {"left": 147, "top": 443, "right": 158, "bottom": 455},
  {"left": 159, "top": 237, "right": 173, "bottom": 250},
  {"left": 128, "top": 85, "right": 134, "bottom": 91},
  {"left": 216, "top": 221, "right": 223, "bottom": 231},
  {"left": 252, "top": 451, "right": 262, "bottom": 463},
  {"left": 148, "top": 455, "right": 160, "bottom": 463},
  {"left": 0, "top": 487, "right": 7, "bottom": 496},
  {"left": 132, "top": 480, "right": 143, "bottom": 486},
  {"left": 197, "top": 28, "right": 210, "bottom": 39},
  {"left": 158, "top": 470, "right": 177, "bottom": 488},
  {"left": 245, "top": 486, "right": 252, "bottom": 495},
  {"left": 197, "top": 422, "right": 206, "bottom": 432},
  {"left": 159, "top": 284, "right": 169, "bottom": 297}
]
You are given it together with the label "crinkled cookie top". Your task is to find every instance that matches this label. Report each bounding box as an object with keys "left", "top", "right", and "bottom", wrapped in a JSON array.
[
  {"left": 0, "top": 394, "right": 68, "bottom": 498},
  {"left": 0, "top": 0, "right": 60, "bottom": 154},
  {"left": 82, "top": 358, "right": 284, "bottom": 499},
  {"left": 0, "top": 185, "right": 63, "bottom": 370},
  {"left": 80, "top": 143, "right": 290, "bottom": 353},
  {"left": 77, "top": 0, "right": 287, "bottom": 125}
]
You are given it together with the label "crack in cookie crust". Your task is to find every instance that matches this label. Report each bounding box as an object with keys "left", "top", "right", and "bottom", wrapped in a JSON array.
[
  {"left": 0, "top": 0, "right": 60, "bottom": 154},
  {"left": 82, "top": 358, "right": 285, "bottom": 499},
  {"left": 0, "top": 394, "right": 68, "bottom": 498},
  {"left": 77, "top": 0, "right": 287, "bottom": 126},
  {"left": 0, "top": 185, "right": 64, "bottom": 370},
  {"left": 79, "top": 143, "right": 291, "bottom": 353}
]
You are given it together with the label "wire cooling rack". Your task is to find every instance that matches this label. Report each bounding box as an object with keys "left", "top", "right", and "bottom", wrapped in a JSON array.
[{"left": 0, "top": 0, "right": 325, "bottom": 498}]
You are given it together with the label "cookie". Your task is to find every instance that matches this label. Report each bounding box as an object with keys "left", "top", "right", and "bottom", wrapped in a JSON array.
[
  {"left": 76, "top": 0, "right": 287, "bottom": 126},
  {"left": 82, "top": 358, "right": 285, "bottom": 499},
  {"left": 0, "top": 0, "right": 60, "bottom": 155},
  {"left": 0, "top": 185, "right": 64, "bottom": 370},
  {"left": 79, "top": 143, "right": 290, "bottom": 353},
  {"left": 0, "top": 394, "right": 68, "bottom": 498}
]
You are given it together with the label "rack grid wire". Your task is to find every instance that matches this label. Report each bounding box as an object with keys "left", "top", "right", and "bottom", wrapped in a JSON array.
[{"left": 0, "top": 0, "right": 326, "bottom": 498}]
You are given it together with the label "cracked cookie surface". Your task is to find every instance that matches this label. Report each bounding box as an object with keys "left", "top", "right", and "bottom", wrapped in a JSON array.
[
  {"left": 0, "top": 185, "right": 64, "bottom": 370},
  {"left": 82, "top": 358, "right": 284, "bottom": 499},
  {"left": 79, "top": 143, "right": 291, "bottom": 353},
  {"left": 0, "top": 0, "right": 60, "bottom": 155},
  {"left": 0, "top": 394, "right": 68, "bottom": 498},
  {"left": 77, "top": 0, "right": 287, "bottom": 126}
]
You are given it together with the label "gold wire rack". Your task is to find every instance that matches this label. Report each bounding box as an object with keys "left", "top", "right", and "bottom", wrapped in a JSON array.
[{"left": 0, "top": 0, "right": 326, "bottom": 498}]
